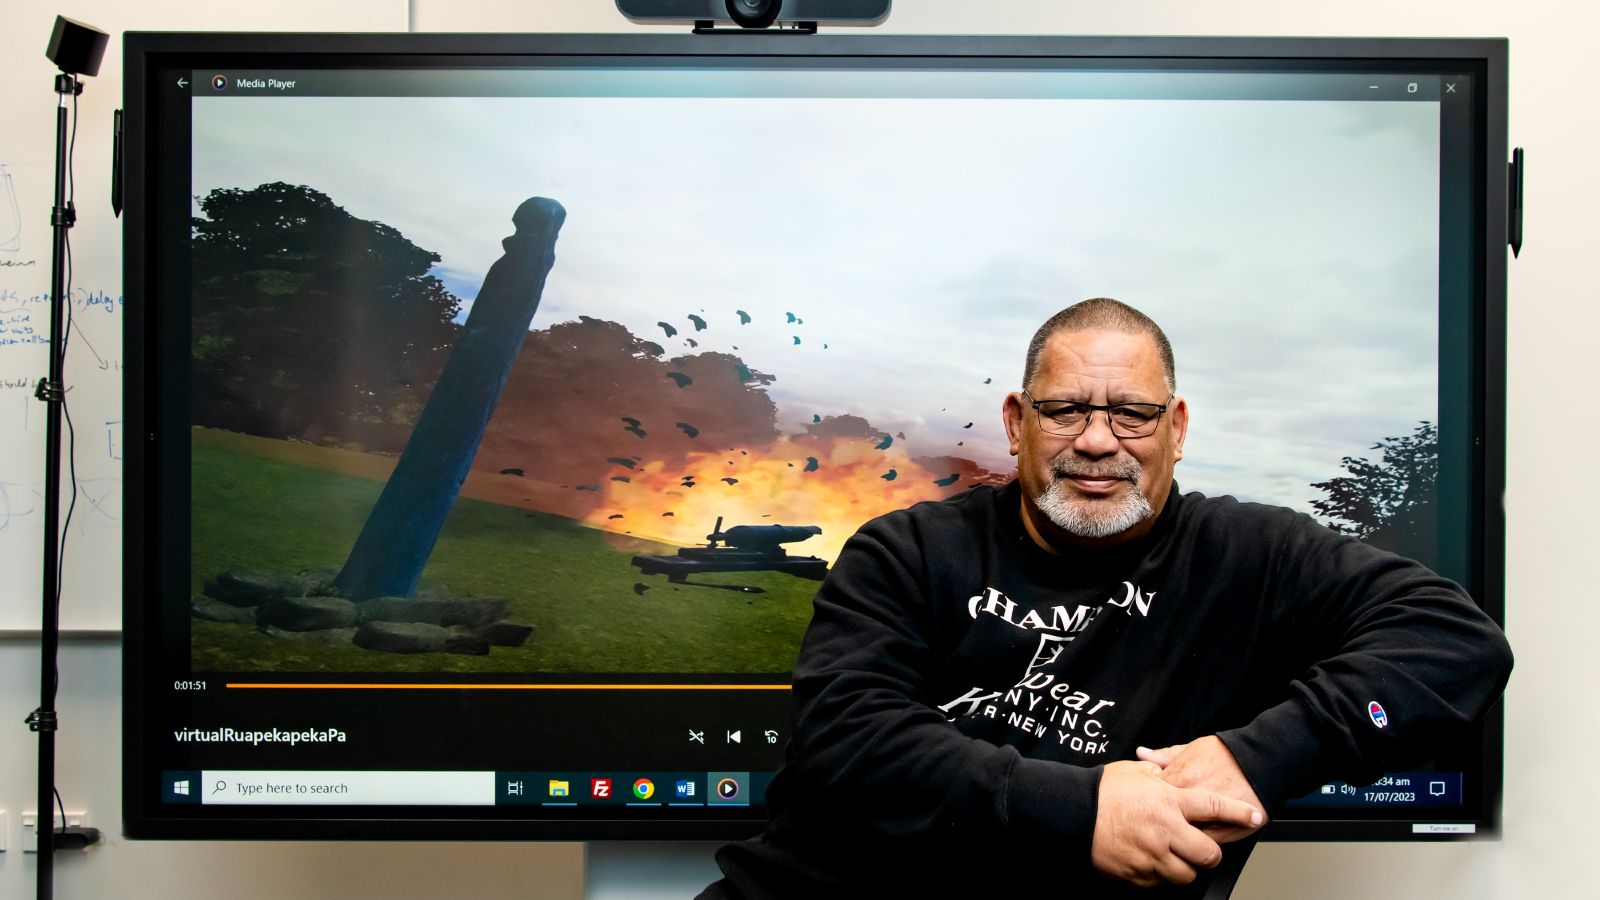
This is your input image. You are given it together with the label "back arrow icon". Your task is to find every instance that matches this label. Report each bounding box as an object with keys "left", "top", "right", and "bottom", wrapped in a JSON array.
[{"left": 177, "top": 77, "right": 189, "bottom": 89}]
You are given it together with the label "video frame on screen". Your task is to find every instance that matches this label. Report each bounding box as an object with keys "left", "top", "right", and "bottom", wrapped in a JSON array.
[{"left": 181, "top": 80, "right": 1443, "bottom": 675}]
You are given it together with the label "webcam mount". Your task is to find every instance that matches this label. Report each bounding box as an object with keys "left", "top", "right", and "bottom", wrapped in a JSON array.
[{"left": 616, "top": 1, "right": 891, "bottom": 33}]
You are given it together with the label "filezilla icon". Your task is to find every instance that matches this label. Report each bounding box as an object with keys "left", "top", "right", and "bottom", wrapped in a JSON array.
[{"left": 590, "top": 778, "right": 612, "bottom": 799}]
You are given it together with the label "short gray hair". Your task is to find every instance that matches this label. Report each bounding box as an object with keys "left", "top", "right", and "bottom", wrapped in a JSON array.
[{"left": 1022, "top": 298, "right": 1176, "bottom": 395}]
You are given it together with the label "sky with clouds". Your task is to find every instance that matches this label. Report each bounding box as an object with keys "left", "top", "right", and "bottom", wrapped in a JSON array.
[{"left": 191, "top": 72, "right": 1440, "bottom": 516}]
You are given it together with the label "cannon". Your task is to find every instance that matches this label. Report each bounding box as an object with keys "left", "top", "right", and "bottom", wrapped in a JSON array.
[{"left": 631, "top": 517, "right": 828, "bottom": 583}]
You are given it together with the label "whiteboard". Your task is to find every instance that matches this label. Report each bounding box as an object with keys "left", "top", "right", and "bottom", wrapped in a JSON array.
[{"left": 0, "top": 0, "right": 404, "bottom": 631}]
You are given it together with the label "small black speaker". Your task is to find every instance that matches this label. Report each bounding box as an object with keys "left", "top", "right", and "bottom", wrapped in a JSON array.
[{"left": 46, "top": 15, "right": 109, "bottom": 78}]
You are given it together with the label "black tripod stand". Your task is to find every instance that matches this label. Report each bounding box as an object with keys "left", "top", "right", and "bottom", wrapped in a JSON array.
[{"left": 26, "top": 16, "right": 108, "bottom": 900}]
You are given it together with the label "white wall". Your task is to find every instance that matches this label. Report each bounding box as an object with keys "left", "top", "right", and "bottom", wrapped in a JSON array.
[{"left": 3, "top": 1, "right": 1594, "bottom": 898}]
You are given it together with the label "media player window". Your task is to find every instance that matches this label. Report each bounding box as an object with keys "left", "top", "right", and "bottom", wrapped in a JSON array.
[{"left": 132, "top": 43, "right": 1494, "bottom": 839}]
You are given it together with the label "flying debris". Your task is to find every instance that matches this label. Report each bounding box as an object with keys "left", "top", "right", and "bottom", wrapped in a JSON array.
[
  {"left": 812, "top": 414, "right": 822, "bottom": 423},
  {"left": 500, "top": 467, "right": 525, "bottom": 477},
  {"left": 822, "top": 343, "right": 828, "bottom": 349},
  {"left": 621, "top": 417, "right": 647, "bottom": 438},
  {"left": 804, "top": 457, "right": 820, "bottom": 472},
  {"left": 934, "top": 474, "right": 961, "bottom": 487},
  {"left": 984, "top": 377, "right": 992, "bottom": 384},
  {"left": 662, "top": 511, "right": 675, "bottom": 517},
  {"left": 688, "top": 314, "right": 707, "bottom": 331},
  {"left": 576, "top": 484, "right": 600, "bottom": 492},
  {"left": 667, "top": 371, "right": 693, "bottom": 388},
  {"left": 874, "top": 435, "right": 894, "bottom": 450},
  {"left": 963, "top": 422, "right": 974, "bottom": 429},
  {"left": 786, "top": 311, "right": 797, "bottom": 323},
  {"left": 881, "top": 469, "right": 898, "bottom": 481},
  {"left": 607, "top": 457, "right": 638, "bottom": 469},
  {"left": 736, "top": 363, "right": 757, "bottom": 383},
  {"left": 686, "top": 338, "right": 698, "bottom": 348},
  {"left": 608, "top": 514, "right": 624, "bottom": 519},
  {"left": 793, "top": 336, "right": 802, "bottom": 345},
  {"left": 578, "top": 315, "right": 602, "bottom": 326},
  {"left": 657, "top": 321, "right": 678, "bottom": 338},
  {"left": 633, "top": 583, "right": 650, "bottom": 596},
  {"left": 641, "top": 341, "right": 665, "bottom": 357},
  {"left": 737, "top": 309, "right": 752, "bottom": 324},
  {"left": 611, "top": 476, "right": 632, "bottom": 483},
  {"left": 722, "top": 477, "right": 739, "bottom": 485},
  {"left": 676, "top": 422, "right": 701, "bottom": 438}
]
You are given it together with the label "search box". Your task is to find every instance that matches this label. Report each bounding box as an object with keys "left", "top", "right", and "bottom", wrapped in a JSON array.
[{"left": 201, "top": 770, "right": 494, "bottom": 805}]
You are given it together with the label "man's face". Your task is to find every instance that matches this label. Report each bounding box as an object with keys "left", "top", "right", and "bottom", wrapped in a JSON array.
[{"left": 1002, "top": 328, "right": 1188, "bottom": 549}]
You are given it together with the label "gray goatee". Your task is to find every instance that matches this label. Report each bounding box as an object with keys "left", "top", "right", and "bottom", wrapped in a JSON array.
[{"left": 1033, "top": 456, "right": 1152, "bottom": 539}]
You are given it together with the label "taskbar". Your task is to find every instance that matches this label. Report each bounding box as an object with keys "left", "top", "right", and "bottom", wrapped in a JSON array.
[{"left": 161, "top": 769, "right": 771, "bottom": 808}]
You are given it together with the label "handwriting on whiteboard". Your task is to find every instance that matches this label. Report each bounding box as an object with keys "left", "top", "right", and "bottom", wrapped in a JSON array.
[
  {"left": 0, "top": 477, "right": 123, "bottom": 537},
  {"left": 0, "top": 287, "right": 122, "bottom": 353},
  {"left": 0, "top": 163, "right": 21, "bottom": 253}
]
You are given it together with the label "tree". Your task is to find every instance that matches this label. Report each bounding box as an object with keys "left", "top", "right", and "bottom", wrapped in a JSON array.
[
  {"left": 190, "top": 182, "right": 461, "bottom": 446},
  {"left": 1310, "top": 421, "right": 1438, "bottom": 565}
]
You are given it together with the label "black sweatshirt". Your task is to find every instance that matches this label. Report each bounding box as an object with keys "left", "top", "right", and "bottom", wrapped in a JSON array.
[{"left": 708, "top": 481, "right": 1513, "bottom": 898}]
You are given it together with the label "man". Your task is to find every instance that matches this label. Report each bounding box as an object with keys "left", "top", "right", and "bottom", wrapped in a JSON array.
[{"left": 703, "top": 298, "right": 1512, "bottom": 897}]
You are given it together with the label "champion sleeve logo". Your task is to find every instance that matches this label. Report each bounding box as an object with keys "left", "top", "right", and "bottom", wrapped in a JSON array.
[{"left": 1368, "top": 700, "right": 1389, "bottom": 728}]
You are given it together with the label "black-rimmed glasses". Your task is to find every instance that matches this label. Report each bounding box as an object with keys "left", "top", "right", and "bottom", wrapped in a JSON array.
[{"left": 1022, "top": 391, "right": 1172, "bottom": 438}]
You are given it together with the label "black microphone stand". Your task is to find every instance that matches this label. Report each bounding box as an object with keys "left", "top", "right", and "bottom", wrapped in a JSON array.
[
  {"left": 27, "top": 19, "right": 107, "bottom": 899},
  {"left": 25, "top": 68, "right": 83, "bottom": 900}
]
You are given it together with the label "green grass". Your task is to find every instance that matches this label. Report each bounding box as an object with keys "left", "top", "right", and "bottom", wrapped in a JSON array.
[{"left": 189, "top": 430, "right": 817, "bottom": 675}]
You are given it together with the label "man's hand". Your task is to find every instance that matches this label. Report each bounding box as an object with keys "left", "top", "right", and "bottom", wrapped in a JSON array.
[
  {"left": 1137, "top": 736, "right": 1267, "bottom": 843},
  {"left": 1091, "top": 759, "right": 1264, "bottom": 888}
]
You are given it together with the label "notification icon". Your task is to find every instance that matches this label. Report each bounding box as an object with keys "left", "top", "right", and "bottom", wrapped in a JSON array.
[
  {"left": 632, "top": 778, "right": 655, "bottom": 800},
  {"left": 590, "top": 778, "right": 612, "bottom": 799}
]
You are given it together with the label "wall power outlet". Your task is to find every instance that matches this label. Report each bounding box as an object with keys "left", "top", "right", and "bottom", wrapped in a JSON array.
[{"left": 20, "top": 811, "right": 88, "bottom": 853}]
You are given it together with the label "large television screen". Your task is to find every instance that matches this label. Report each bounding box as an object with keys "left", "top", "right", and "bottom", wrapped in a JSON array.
[{"left": 123, "top": 32, "right": 1507, "bottom": 840}]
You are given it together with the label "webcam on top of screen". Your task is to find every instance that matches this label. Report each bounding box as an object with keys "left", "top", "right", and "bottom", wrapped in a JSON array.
[{"left": 616, "top": 1, "right": 891, "bottom": 33}]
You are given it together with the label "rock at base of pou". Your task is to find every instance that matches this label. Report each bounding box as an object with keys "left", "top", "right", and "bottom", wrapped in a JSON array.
[
  {"left": 255, "top": 596, "right": 359, "bottom": 631},
  {"left": 355, "top": 596, "right": 511, "bottom": 628},
  {"left": 443, "top": 628, "right": 492, "bottom": 656},
  {"left": 353, "top": 621, "right": 451, "bottom": 654},
  {"left": 191, "top": 594, "right": 258, "bottom": 624},
  {"left": 473, "top": 621, "right": 536, "bottom": 647},
  {"left": 204, "top": 569, "right": 301, "bottom": 608}
]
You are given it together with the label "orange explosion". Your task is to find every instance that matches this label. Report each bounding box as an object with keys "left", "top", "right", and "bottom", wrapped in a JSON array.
[{"left": 577, "top": 434, "right": 1002, "bottom": 564}]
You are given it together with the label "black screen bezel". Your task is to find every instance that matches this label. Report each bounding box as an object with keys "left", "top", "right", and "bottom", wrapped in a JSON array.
[{"left": 122, "top": 31, "right": 1508, "bottom": 842}]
